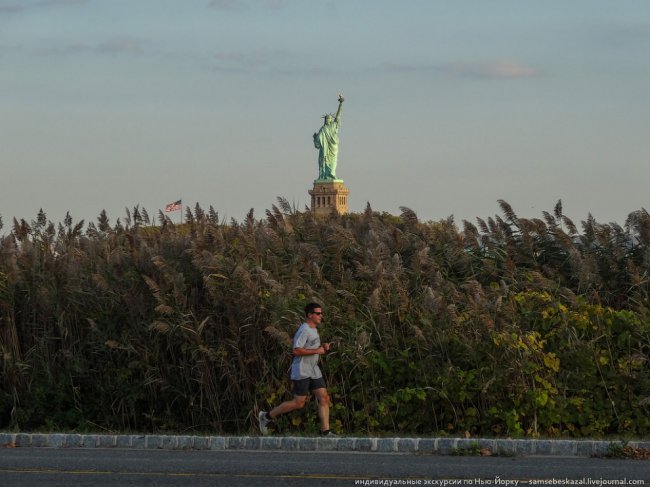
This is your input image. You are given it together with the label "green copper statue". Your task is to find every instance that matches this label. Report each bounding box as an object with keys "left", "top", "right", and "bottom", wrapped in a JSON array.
[{"left": 313, "top": 94, "right": 344, "bottom": 180}]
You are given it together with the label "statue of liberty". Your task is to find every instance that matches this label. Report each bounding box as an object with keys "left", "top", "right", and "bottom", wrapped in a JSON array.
[{"left": 313, "top": 94, "right": 344, "bottom": 180}]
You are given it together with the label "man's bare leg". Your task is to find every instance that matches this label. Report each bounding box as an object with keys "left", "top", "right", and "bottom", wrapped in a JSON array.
[
  {"left": 269, "top": 395, "right": 307, "bottom": 419},
  {"left": 313, "top": 388, "right": 330, "bottom": 432}
]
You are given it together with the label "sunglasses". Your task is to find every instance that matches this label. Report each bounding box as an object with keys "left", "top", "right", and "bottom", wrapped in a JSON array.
[{"left": 312, "top": 311, "right": 323, "bottom": 316}]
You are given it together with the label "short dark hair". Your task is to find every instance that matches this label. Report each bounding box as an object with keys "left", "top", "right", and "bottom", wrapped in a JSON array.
[{"left": 304, "top": 302, "right": 322, "bottom": 316}]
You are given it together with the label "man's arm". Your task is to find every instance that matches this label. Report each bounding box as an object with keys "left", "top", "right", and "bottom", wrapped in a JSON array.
[{"left": 293, "top": 345, "right": 327, "bottom": 356}]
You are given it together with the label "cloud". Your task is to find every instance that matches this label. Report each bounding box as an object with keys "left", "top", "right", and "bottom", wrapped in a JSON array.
[
  {"left": 266, "top": 0, "right": 284, "bottom": 9},
  {"left": 31, "top": 38, "right": 146, "bottom": 57},
  {"left": 207, "top": 49, "right": 330, "bottom": 76},
  {"left": 0, "top": 3, "right": 25, "bottom": 13},
  {"left": 0, "top": 0, "right": 86, "bottom": 13},
  {"left": 448, "top": 60, "right": 540, "bottom": 79},
  {"left": 213, "top": 51, "right": 266, "bottom": 70},
  {"left": 599, "top": 23, "right": 650, "bottom": 49},
  {"left": 210, "top": 48, "right": 299, "bottom": 73},
  {"left": 381, "top": 59, "right": 541, "bottom": 79},
  {"left": 209, "top": 0, "right": 246, "bottom": 10},
  {"left": 380, "top": 62, "right": 443, "bottom": 74},
  {"left": 95, "top": 39, "right": 145, "bottom": 55},
  {"left": 208, "top": 0, "right": 284, "bottom": 11},
  {"left": 38, "top": 0, "right": 87, "bottom": 5}
]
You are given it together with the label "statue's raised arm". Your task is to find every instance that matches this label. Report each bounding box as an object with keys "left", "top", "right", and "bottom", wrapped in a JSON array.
[{"left": 335, "top": 93, "right": 344, "bottom": 125}]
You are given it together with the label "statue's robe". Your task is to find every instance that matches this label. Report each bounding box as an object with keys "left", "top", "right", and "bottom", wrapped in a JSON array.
[{"left": 313, "top": 118, "right": 340, "bottom": 180}]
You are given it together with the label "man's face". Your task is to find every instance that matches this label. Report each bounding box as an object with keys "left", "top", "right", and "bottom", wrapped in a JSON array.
[{"left": 309, "top": 308, "right": 323, "bottom": 325}]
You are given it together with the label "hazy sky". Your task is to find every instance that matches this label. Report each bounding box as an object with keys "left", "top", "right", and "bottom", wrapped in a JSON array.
[{"left": 2, "top": 0, "right": 649, "bottom": 229}]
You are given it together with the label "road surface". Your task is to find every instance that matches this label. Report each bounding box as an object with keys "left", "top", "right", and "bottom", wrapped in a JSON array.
[{"left": 0, "top": 448, "right": 646, "bottom": 486}]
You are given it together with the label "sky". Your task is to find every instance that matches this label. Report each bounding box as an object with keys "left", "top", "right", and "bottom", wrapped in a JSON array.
[{"left": 1, "top": 0, "right": 649, "bottom": 231}]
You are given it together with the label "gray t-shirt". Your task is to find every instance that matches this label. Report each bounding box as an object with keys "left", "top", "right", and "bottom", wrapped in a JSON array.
[{"left": 290, "top": 322, "right": 322, "bottom": 380}]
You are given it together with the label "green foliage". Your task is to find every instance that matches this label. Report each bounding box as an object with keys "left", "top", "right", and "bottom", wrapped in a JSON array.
[
  {"left": 604, "top": 441, "right": 650, "bottom": 459},
  {"left": 0, "top": 201, "right": 649, "bottom": 437},
  {"left": 606, "top": 441, "right": 632, "bottom": 458},
  {"left": 451, "top": 442, "right": 481, "bottom": 456}
]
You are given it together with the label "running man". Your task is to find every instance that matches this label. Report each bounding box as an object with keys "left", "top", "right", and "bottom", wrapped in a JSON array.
[{"left": 258, "top": 302, "right": 336, "bottom": 436}]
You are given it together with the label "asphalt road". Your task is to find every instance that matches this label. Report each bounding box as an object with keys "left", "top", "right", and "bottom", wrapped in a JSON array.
[{"left": 0, "top": 448, "right": 647, "bottom": 486}]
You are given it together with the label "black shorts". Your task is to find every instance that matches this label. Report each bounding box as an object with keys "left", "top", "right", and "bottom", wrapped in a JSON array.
[{"left": 292, "top": 377, "right": 327, "bottom": 396}]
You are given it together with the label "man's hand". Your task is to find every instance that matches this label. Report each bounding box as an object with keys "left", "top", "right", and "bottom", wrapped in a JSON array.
[
  {"left": 322, "top": 342, "right": 332, "bottom": 352},
  {"left": 314, "top": 345, "right": 329, "bottom": 355}
]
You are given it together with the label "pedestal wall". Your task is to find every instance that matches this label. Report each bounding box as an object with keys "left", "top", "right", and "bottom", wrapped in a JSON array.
[{"left": 309, "top": 180, "right": 350, "bottom": 217}]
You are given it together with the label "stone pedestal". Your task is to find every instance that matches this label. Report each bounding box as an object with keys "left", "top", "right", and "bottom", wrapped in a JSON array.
[{"left": 309, "top": 179, "right": 350, "bottom": 217}]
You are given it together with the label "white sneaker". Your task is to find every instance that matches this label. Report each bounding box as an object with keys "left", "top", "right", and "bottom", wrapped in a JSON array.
[{"left": 258, "top": 411, "right": 270, "bottom": 435}]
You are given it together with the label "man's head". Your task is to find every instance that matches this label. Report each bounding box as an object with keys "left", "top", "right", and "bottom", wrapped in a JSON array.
[
  {"left": 304, "top": 302, "right": 322, "bottom": 317},
  {"left": 304, "top": 302, "right": 323, "bottom": 325}
]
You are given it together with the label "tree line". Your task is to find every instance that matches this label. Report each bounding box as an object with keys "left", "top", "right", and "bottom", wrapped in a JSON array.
[{"left": 0, "top": 199, "right": 648, "bottom": 437}]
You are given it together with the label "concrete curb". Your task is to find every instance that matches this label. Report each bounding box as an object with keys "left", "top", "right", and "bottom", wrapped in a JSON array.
[{"left": 2, "top": 433, "right": 649, "bottom": 457}]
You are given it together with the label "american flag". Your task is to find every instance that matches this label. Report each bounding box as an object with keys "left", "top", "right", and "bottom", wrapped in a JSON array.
[{"left": 165, "top": 200, "right": 182, "bottom": 212}]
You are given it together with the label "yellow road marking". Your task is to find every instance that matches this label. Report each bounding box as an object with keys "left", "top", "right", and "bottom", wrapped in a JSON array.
[{"left": 0, "top": 468, "right": 366, "bottom": 480}]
